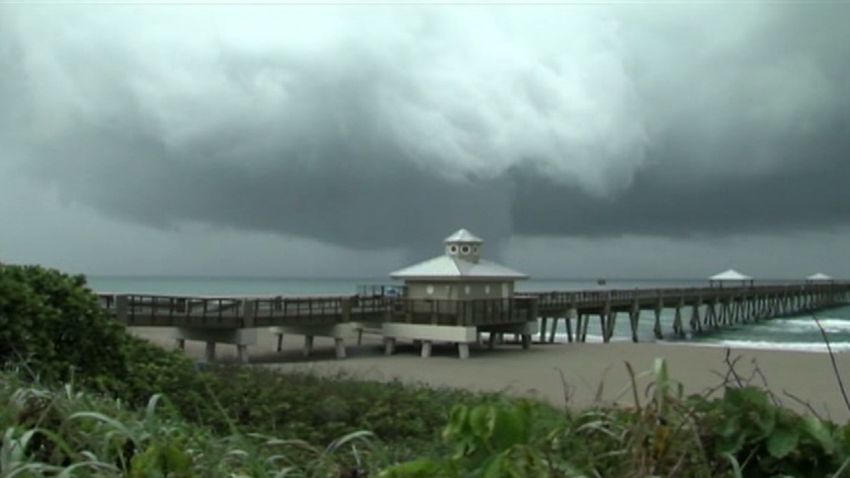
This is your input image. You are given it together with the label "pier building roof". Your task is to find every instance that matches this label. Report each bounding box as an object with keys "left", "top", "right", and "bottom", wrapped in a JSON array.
[
  {"left": 444, "top": 228, "right": 483, "bottom": 244},
  {"left": 709, "top": 269, "right": 752, "bottom": 281},
  {"left": 391, "top": 229, "right": 527, "bottom": 281},
  {"left": 807, "top": 272, "right": 833, "bottom": 281}
]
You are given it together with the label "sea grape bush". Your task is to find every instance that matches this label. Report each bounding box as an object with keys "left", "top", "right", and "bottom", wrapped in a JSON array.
[
  {"left": 0, "top": 264, "right": 127, "bottom": 387},
  {"left": 0, "top": 264, "right": 207, "bottom": 410},
  {"left": 691, "top": 386, "right": 850, "bottom": 477}
]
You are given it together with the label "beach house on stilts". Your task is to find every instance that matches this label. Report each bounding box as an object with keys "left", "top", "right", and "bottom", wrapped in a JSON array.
[{"left": 384, "top": 229, "right": 537, "bottom": 358}]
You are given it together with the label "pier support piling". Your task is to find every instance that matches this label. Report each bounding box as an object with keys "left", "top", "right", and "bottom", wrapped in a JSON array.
[
  {"left": 421, "top": 341, "right": 432, "bottom": 358},
  {"left": 629, "top": 300, "right": 640, "bottom": 343},
  {"left": 539, "top": 317, "right": 548, "bottom": 343},
  {"left": 334, "top": 338, "right": 346, "bottom": 359},
  {"left": 653, "top": 307, "right": 663, "bottom": 340},
  {"left": 547, "top": 318, "right": 557, "bottom": 343},
  {"left": 237, "top": 345, "right": 249, "bottom": 364},
  {"left": 303, "top": 336, "right": 314, "bottom": 358},
  {"left": 204, "top": 341, "right": 216, "bottom": 363}
]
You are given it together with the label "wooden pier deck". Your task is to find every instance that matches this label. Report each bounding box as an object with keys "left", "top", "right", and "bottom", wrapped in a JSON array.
[{"left": 97, "top": 282, "right": 850, "bottom": 361}]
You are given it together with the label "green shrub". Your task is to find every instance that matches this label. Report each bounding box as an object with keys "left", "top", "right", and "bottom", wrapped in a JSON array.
[
  {"left": 692, "top": 386, "right": 850, "bottom": 477},
  {"left": 198, "top": 366, "right": 499, "bottom": 455},
  {"left": 0, "top": 265, "right": 127, "bottom": 389}
]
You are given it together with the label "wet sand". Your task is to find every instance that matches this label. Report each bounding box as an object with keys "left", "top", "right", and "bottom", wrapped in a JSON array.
[{"left": 131, "top": 327, "right": 850, "bottom": 423}]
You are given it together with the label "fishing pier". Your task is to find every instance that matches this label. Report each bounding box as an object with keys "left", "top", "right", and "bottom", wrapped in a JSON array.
[{"left": 96, "top": 230, "right": 850, "bottom": 362}]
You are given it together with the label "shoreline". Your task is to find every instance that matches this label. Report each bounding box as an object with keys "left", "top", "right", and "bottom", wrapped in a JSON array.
[{"left": 132, "top": 327, "right": 850, "bottom": 423}]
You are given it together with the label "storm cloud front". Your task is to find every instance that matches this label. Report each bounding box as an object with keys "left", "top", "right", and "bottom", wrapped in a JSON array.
[{"left": 1, "top": 3, "right": 849, "bottom": 275}]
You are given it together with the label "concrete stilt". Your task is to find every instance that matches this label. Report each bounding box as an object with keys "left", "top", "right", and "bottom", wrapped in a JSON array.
[
  {"left": 276, "top": 333, "right": 283, "bottom": 352},
  {"left": 521, "top": 334, "right": 531, "bottom": 349},
  {"left": 539, "top": 317, "right": 548, "bottom": 342},
  {"left": 581, "top": 314, "right": 590, "bottom": 342},
  {"left": 691, "top": 301, "right": 702, "bottom": 332},
  {"left": 488, "top": 332, "right": 497, "bottom": 349},
  {"left": 605, "top": 312, "right": 617, "bottom": 343},
  {"left": 673, "top": 303, "right": 684, "bottom": 337},
  {"left": 627, "top": 310, "right": 637, "bottom": 342},
  {"left": 653, "top": 307, "right": 663, "bottom": 340},
  {"left": 204, "top": 341, "right": 216, "bottom": 363},
  {"left": 564, "top": 314, "right": 573, "bottom": 343},
  {"left": 334, "top": 338, "right": 346, "bottom": 359},
  {"left": 548, "top": 318, "right": 558, "bottom": 343},
  {"left": 384, "top": 337, "right": 396, "bottom": 355},
  {"left": 458, "top": 343, "right": 470, "bottom": 359},
  {"left": 599, "top": 314, "right": 609, "bottom": 343},
  {"left": 629, "top": 300, "right": 640, "bottom": 343},
  {"left": 421, "top": 341, "right": 432, "bottom": 358},
  {"left": 574, "top": 315, "right": 581, "bottom": 342},
  {"left": 357, "top": 329, "right": 363, "bottom": 345},
  {"left": 237, "top": 345, "right": 249, "bottom": 363},
  {"left": 303, "top": 335, "right": 314, "bottom": 358}
]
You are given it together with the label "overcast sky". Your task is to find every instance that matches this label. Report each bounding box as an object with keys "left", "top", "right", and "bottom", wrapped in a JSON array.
[{"left": 1, "top": 2, "right": 849, "bottom": 279}]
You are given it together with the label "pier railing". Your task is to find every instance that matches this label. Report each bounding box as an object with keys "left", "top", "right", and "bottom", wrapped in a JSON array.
[
  {"left": 96, "top": 282, "right": 849, "bottom": 329},
  {"left": 97, "top": 293, "right": 537, "bottom": 328},
  {"left": 529, "top": 283, "right": 846, "bottom": 312}
]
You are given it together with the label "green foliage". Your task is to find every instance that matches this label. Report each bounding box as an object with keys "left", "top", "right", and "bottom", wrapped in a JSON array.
[
  {"left": 3, "top": 264, "right": 850, "bottom": 477},
  {"left": 381, "top": 400, "right": 558, "bottom": 478},
  {"left": 384, "top": 360, "right": 850, "bottom": 478},
  {"left": 197, "top": 365, "right": 493, "bottom": 455},
  {"left": 114, "top": 335, "right": 209, "bottom": 412},
  {"left": 693, "top": 385, "right": 850, "bottom": 477},
  {"left": 0, "top": 264, "right": 209, "bottom": 414},
  {"left": 0, "top": 265, "right": 127, "bottom": 388},
  {"left": 0, "top": 372, "right": 385, "bottom": 477}
]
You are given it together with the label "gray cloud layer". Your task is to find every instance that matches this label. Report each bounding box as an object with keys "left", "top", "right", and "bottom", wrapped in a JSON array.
[{"left": 1, "top": 4, "right": 849, "bottom": 256}]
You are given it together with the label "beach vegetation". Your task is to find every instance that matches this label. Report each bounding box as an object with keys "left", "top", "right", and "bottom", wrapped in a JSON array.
[
  {"left": 0, "top": 265, "right": 127, "bottom": 389},
  {"left": 2, "top": 264, "right": 850, "bottom": 476}
]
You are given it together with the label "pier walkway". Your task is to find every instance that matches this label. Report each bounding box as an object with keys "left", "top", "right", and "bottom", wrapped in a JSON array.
[{"left": 97, "top": 282, "right": 850, "bottom": 362}]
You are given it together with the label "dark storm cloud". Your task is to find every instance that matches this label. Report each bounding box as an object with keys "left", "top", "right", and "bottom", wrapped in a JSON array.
[{"left": 1, "top": 3, "right": 849, "bottom": 253}]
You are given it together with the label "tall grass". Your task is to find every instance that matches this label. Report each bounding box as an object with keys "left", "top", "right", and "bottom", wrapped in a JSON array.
[
  {"left": 5, "top": 355, "right": 850, "bottom": 477},
  {"left": 0, "top": 371, "right": 386, "bottom": 477}
]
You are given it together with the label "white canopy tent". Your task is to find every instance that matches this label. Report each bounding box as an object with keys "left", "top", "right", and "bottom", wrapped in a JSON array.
[{"left": 709, "top": 269, "right": 754, "bottom": 287}]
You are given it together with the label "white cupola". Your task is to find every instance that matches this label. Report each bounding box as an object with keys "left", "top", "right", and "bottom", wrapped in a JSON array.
[{"left": 444, "top": 228, "right": 484, "bottom": 263}]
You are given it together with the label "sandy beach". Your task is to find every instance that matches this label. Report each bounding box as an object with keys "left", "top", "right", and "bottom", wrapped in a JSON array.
[{"left": 132, "top": 327, "right": 850, "bottom": 423}]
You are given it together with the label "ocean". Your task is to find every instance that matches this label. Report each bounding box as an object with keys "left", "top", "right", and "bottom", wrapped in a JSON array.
[{"left": 86, "top": 276, "right": 850, "bottom": 353}]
